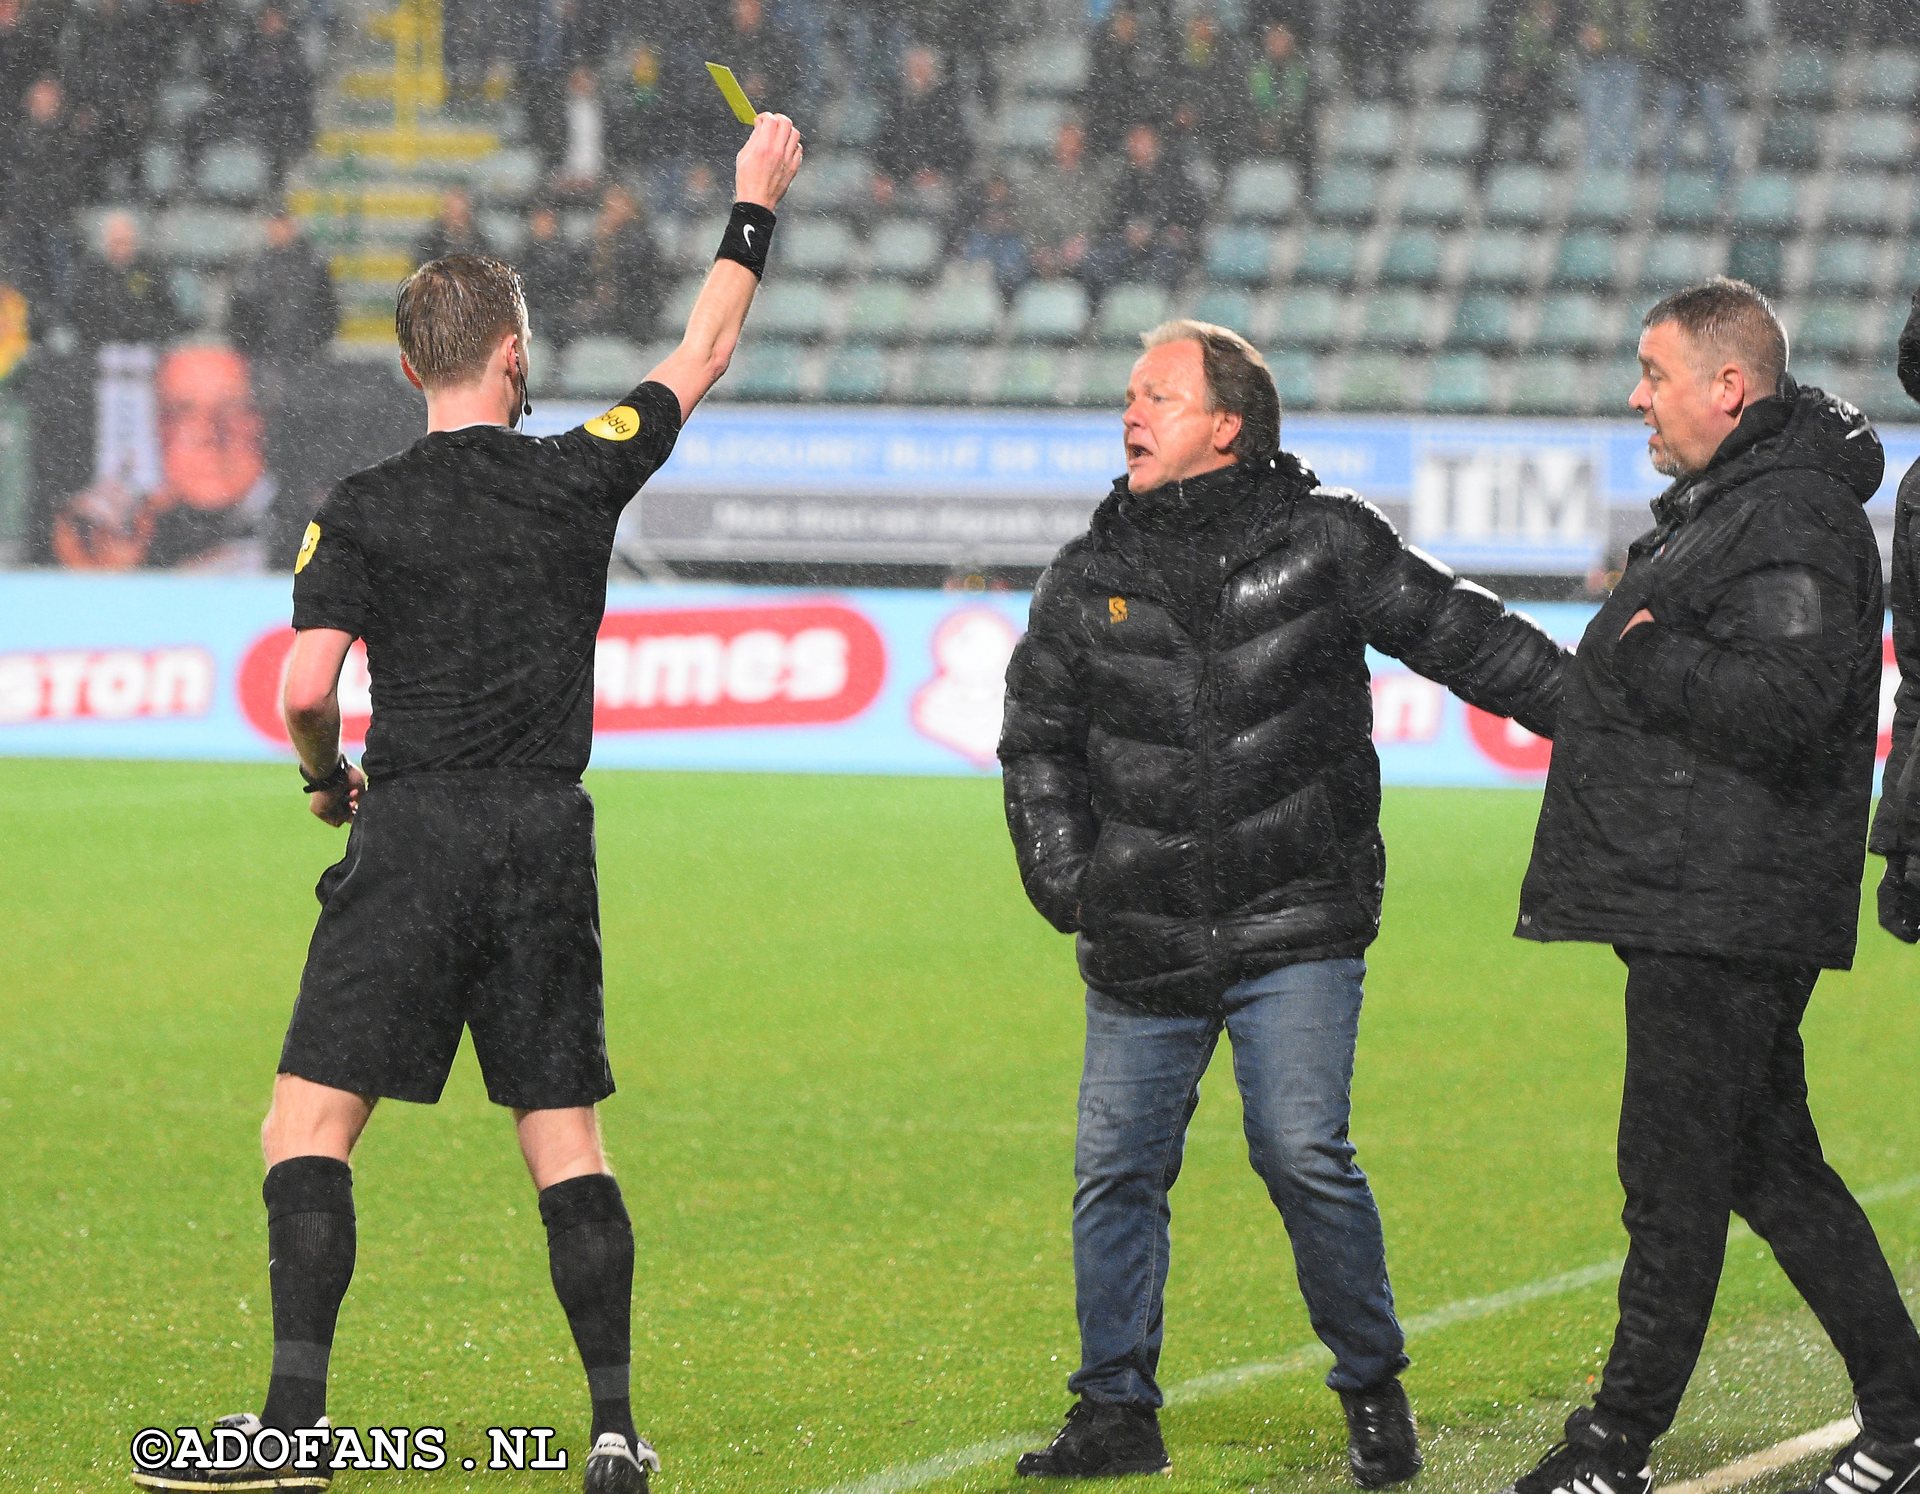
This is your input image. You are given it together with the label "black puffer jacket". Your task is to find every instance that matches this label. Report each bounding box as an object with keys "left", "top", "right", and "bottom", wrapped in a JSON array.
[
  {"left": 1518, "top": 380, "right": 1885, "bottom": 969},
  {"left": 1000, "top": 454, "right": 1566, "bottom": 1015}
]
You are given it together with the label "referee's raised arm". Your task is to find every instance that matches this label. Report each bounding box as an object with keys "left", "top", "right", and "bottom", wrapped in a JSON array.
[{"left": 645, "top": 112, "right": 804, "bottom": 423}]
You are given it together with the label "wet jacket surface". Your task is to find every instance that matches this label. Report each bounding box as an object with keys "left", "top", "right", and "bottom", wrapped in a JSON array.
[
  {"left": 1518, "top": 380, "right": 1886, "bottom": 969},
  {"left": 1000, "top": 454, "right": 1566, "bottom": 1015}
]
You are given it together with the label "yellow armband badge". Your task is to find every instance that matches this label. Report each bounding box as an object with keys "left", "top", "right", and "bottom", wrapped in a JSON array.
[
  {"left": 294, "top": 521, "right": 321, "bottom": 574},
  {"left": 586, "top": 406, "right": 642, "bottom": 441}
]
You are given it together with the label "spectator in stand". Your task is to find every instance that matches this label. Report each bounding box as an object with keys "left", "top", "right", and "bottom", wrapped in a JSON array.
[
  {"left": 719, "top": 0, "right": 796, "bottom": 123},
  {"left": 545, "top": 65, "right": 609, "bottom": 201},
  {"left": 1647, "top": 0, "right": 1735, "bottom": 191},
  {"left": 1479, "top": 0, "right": 1566, "bottom": 179},
  {"left": 768, "top": 0, "right": 830, "bottom": 118},
  {"left": 1090, "top": 121, "right": 1204, "bottom": 294},
  {"left": 415, "top": 188, "right": 493, "bottom": 266},
  {"left": 575, "top": 184, "right": 663, "bottom": 342},
  {"left": 1084, "top": 8, "right": 1169, "bottom": 153},
  {"left": 1011, "top": 119, "right": 1117, "bottom": 289},
  {"left": 160, "top": 0, "right": 227, "bottom": 74},
  {"left": 228, "top": 211, "right": 339, "bottom": 364},
  {"left": 0, "top": 0, "right": 60, "bottom": 137},
  {"left": 524, "top": 0, "right": 615, "bottom": 160},
  {"left": 519, "top": 203, "right": 585, "bottom": 347},
  {"left": 1243, "top": 22, "right": 1316, "bottom": 189},
  {"left": 871, "top": 43, "right": 974, "bottom": 212},
  {"left": 4, "top": 79, "right": 78, "bottom": 324},
  {"left": 1577, "top": 0, "right": 1653, "bottom": 172},
  {"left": 202, "top": 4, "right": 315, "bottom": 190},
  {"left": 69, "top": 212, "right": 182, "bottom": 352},
  {"left": 1338, "top": 0, "right": 1416, "bottom": 98},
  {"left": 610, "top": 36, "right": 691, "bottom": 198},
  {"left": 1166, "top": 13, "right": 1231, "bottom": 164},
  {"left": 64, "top": 0, "right": 163, "bottom": 199},
  {"left": 959, "top": 172, "right": 1029, "bottom": 299}
]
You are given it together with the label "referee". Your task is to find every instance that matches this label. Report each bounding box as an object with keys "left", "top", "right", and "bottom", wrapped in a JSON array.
[{"left": 131, "top": 114, "right": 804, "bottom": 1494}]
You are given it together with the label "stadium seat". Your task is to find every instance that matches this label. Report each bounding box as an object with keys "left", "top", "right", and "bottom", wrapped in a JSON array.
[
  {"left": 478, "top": 212, "right": 528, "bottom": 257},
  {"left": 1358, "top": 291, "right": 1430, "bottom": 349},
  {"left": 1338, "top": 355, "right": 1411, "bottom": 412},
  {"left": 749, "top": 283, "right": 838, "bottom": 340},
  {"left": 1311, "top": 170, "right": 1381, "bottom": 225},
  {"left": 821, "top": 345, "right": 892, "bottom": 403},
  {"left": 1551, "top": 231, "right": 1621, "bottom": 289},
  {"left": 1206, "top": 225, "right": 1275, "bottom": 284},
  {"left": 868, "top": 218, "right": 942, "bottom": 280},
  {"left": 1398, "top": 167, "right": 1473, "bottom": 226},
  {"left": 1094, "top": 284, "right": 1172, "bottom": 344},
  {"left": 1584, "top": 356, "right": 1643, "bottom": 415},
  {"left": 1564, "top": 171, "right": 1635, "bottom": 227},
  {"left": 1416, "top": 104, "right": 1484, "bottom": 161},
  {"left": 1639, "top": 233, "right": 1720, "bottom": 292},
  {"left": 783, "top": 219, "right": 859, "bottom": 278},
  {"left": 997, "top": 348, "right": 1072, "bottom": 405},
  {"left": 1772, "top": 51, "right": 1836, "bottom": 110},
  {"left": 727, "top": 342, "right": 812, "bottom": 401},
  {"left": 1268, "top": 350, "right": 1318, "bottom": 409},
  {"left": 1274, "top": 286, "right": 1344, "bottom": 349},
  {"left": 1862, "top": 51, "right": 1920, "bottom": 109},
  {"left": 1013, "top": 41, "right": 1090, "bottom": 95},
  {"left": 142, "top": 143, "right": 182, "bottom": 198},
  {"left": 1080, "top": 349, "right": 1140, "bottom": 406},
  {"left": 905, "top": 344, "right": 984, "bottom": 403},
  {"left": 1440, "top": 46, "right": 1487, "bottom": 99},
  {"left": 1826, "top": 175, "right": 1904, "bottom": 235},
  {"left": 1009, "top": 280, "right": 1090, "bottom": 342},
  {"left": 1504, "top": 356, "right": 1588, "bottom": 416},
  {"left": 1293, "top": 229, "right": 1360, "bottom": 284},
  {"left": 1331, "top": 104, "right": 1401, "bottom": 164},
  {"left": 921, "top": 277, "right": 1003, "bottom": 342},
  {"left": 1726, "top": 236, "right": 1785, "bottom": 294},
  {"left": 1533, "top": 294, "right": 1620, "bottom": 354},
  {"left": 1378, "top": 229, "right": 1445, "bottom": 285},
  {"left": 152, "top": 208, "right": 263, "bottom": 265},
  {"left": 1451, "top": 291, "right": 1517, "bottom": 351},
  {"left": 1224, "top": 159, "right": 1302, "bottom": 222},
  {"left": 1839, "top": 114, "right": 1912, "bottom": 169},
  {"left": 844, "top": 280, "right": 918, "bottom": 343},
  {"left": 1811, "top": 237, "right": 1881, "bottom": 297},
  {"left": 1658, "top": 172, "right": 1722, "bottom": 228},
  {"left": 1758, "top": 113, "right": 1821, "bottom": 170},
  {"left": 1730, "top": 173, "right": 1797, "bottom": 235},
  {"left": 196, "top": 142, "right": 268, "bottom": 203},
  {"left": 1483, "top": 166, "right": 1555, "bottom": 228},
  {"left": 999, "top": 98, "right": 1068, "bottom": 154},
  {"left": 1795, "top": 300, "right": 1868, "bottom": 359},
  {"left": 1463, "top": 230, "right": 1538, "bottom": 289},
  {"left": 783, "top": 153, "right": 871, "bottom": 211},
  {"left": 478, "top": 148, "right": 540, "bottom": 203},
  {"left": 1851, "top": 363, "right": 1912, "bottom": 423},
  {"left": 167, "top": 267, "right": 210, "bottom": 325},
  {"left": 1191, "top": 287, "right": 1255, "bottom": 332},
  {"left": 558, "top": 336, "right": 643, "bottom": 396},
  {"left": 1424, "top": 351, "right": 1494, "bottom": 413}
]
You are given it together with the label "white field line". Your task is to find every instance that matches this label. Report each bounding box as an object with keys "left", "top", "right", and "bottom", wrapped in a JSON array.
[
  {"left": 808, "top": 1174, "right": 1920, "bottom": 1494},
  {"left": 1661, "top": 1420, "right": 1858, "bottom": 1494}
]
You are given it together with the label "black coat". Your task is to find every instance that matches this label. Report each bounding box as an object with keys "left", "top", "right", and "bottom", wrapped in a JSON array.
[
  {"left": 1518, "top": 381, "right": 1885, "bottom": 970},
  {"left": 1000, "top": 455, "right": 1566, "bottom": 1015}
]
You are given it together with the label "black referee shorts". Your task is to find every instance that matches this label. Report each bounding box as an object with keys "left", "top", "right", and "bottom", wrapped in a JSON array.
[{"left": 281, "top": 771, "right": 614, "bottom": 1110}]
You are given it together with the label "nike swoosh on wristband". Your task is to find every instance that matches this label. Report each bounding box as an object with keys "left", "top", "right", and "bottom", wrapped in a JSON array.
[{"left": 744, "top": 225, "right": 757, "bottom": 250}]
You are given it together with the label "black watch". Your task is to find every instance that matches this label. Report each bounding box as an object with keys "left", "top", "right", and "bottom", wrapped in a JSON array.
[{"left": 300, "top": 754, "right": 352, "bottom": 795}]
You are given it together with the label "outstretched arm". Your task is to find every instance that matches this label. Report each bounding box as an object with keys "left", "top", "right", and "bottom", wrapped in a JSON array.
[{"left": 646, "top": 113, "right": 805, "bottom": 423}]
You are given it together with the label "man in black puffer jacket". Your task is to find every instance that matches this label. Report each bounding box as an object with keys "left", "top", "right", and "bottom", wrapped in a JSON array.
[
  {"left": 1870, "top": 286, "right": 1920, "bottom": 940},
  {"left": 1503, "top": 279, "right": 1920, "bottom": 1494},
  {"left": 999, "top": 321, "right": 1564, "bottom": 1482}
]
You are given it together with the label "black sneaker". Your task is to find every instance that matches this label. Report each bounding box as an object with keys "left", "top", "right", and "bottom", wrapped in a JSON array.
[
  {"left": 130, "top": 1414, "right": 335, "bottom": 1491},
  {"left": 1784, "top": 1432, "right": 1920, "bottom": 1494},
  {"left": 1341, "top": 1379, "right": 1424, "bottom": 1487},
  {"left": 1503, "top": 1408, "right": 1652, "bottom": 1494},
  {"left": 583, "top": 1432, "right": 660, "bottom": 1494},
  {"left": 1015, "top": 1400, "right": 1172, "bottom": 1478}
]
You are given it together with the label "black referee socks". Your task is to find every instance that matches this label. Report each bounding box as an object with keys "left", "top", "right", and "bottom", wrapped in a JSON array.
[
  {"left": 540, "top": 1173, "right": 638, "bottom": 1447},
  {"left": 715, "top": 201, "right": 776, "bottom": 277},
  {"left": 260, "top": 1155, "right": 356, "bottom": 1432}
]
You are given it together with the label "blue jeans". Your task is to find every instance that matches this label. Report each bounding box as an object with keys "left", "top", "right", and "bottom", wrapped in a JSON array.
[{"left": 1069, "top": 959, "right": 1408, "bottom": 1406}]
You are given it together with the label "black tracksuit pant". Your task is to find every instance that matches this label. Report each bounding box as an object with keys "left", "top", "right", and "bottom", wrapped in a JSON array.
[{"left": 1594, "top": 949, "right": 1920, "bottom": 1451}]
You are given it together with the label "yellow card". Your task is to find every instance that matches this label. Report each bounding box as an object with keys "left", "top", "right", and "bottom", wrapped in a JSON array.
[{"left": 705, "top": 62, "right": 758, "bottom": 125}]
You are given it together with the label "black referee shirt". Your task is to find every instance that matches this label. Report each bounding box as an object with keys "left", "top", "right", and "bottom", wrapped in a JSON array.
[{"left": 291, "top": 380, "right": 682, "bottom": 781}]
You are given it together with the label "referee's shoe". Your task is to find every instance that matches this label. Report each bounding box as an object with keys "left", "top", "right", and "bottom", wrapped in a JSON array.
[
  {"left": 1501, "top": 1408, "right": 1652, "bottom": 1494},
  {"left": 584, "top": 1431, "right": 660, "bottom": 1494},
  {"left": 130, "top": 1414, "right": 335, "bottom": 1491}
]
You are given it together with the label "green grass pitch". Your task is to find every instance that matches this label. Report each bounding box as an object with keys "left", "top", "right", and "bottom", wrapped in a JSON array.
[{"left": 2, "top": 758, "right": 1917, "bottom": 1494}]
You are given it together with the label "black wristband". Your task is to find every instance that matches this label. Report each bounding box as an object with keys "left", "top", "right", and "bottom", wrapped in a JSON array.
[
  {"left": 715, "top": 201, "right": 777, "bottom": 277},
  {"left": 300, "top": 754, "right": 351, "bottom": 795}
]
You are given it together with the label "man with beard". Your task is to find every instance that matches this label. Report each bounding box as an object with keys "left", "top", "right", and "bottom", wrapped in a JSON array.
[{"left": 1502, "top": 277, "right": 1920, "bottom": 1494}]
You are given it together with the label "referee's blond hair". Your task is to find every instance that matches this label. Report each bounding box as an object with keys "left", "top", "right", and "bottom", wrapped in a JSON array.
[{"left": 395, "top": 254, "right": 529, "bottom": 389}]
